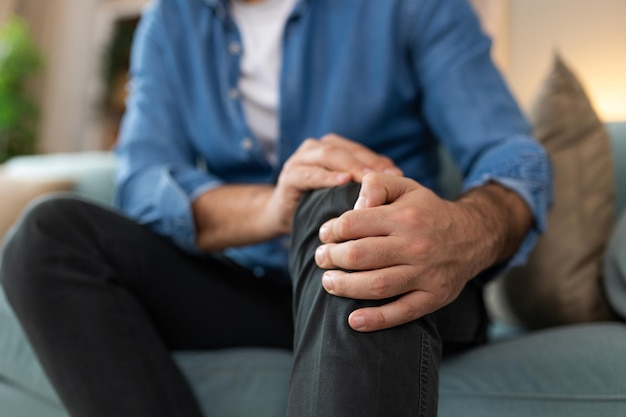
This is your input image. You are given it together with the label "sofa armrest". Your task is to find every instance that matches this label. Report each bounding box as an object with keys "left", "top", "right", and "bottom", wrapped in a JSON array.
[{"left": 2, "top": 152, "right": 117, "bottom": 207}]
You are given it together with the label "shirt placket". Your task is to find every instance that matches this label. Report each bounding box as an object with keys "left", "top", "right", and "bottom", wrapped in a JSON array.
[
  {"left": 276, "top": 0, "right": 307, "bottom": 179},
  {"left": 216, "top": 4, "right": 258, "bottom": 162}
]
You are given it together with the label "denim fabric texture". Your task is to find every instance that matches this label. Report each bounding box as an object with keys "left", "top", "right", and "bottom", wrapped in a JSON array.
[
  {"left": 114, "top": 0, "right": 551, "bottom": 284},
  {"left": 287, "top": 183, "right": 486, "bottom": 416},
  {"left": 1, "top": 188, "right": 487, "bottom": 416},
  {"left": 1, "top": 197, "right": 292, "bottom": 417}
]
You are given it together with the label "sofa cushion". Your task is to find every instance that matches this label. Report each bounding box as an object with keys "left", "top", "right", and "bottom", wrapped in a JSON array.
[
  {"left": 0, "top": 378, "right": 67, "bottom": 417},
  {"left": 175, "top": 349, "right": 292, "bottom": 417},
  {"left": 604, "top": 209, "right": 626, "bottom": 320},
  {"left": 439, "top": 323, "right": 626, "bottom": 417},
  {"left": 502, "top": 54, "right": 616, "bottom": 328},
  {"left": 0, "top": 289, "right": 60, "bottom": 404}
]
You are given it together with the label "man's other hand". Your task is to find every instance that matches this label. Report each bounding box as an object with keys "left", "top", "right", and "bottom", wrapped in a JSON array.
[
  {"left": 265, "top": 134, "right": 402, "bottom": 235},
  {"left": 315, "top": 173, "right": 532, "bottom": 332}
]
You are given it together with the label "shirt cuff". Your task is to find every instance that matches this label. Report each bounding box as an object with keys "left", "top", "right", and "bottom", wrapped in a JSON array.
[
  {"left": 462, "top": 135, "right": 552, "bottom": 282},
  {"left": 154, "top": 166, "right": 224, "bottom": 252}
]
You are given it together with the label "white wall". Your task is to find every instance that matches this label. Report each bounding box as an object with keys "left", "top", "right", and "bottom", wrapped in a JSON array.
[{"left": 506, "top": 0, "right": 626, "bottom": 121}]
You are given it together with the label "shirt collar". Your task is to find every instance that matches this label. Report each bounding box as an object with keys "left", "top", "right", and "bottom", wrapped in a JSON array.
[{"left": 201, "top": 0, "right": 308, "bottom": 19}]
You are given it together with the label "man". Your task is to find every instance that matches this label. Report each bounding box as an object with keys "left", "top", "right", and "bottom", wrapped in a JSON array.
[{"left": 1, "top": 0, "right": 551, "bottom": 416}]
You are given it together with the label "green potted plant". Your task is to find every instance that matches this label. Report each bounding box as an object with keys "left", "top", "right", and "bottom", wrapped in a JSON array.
[{"left": 0, "top": 16, "right": 43, "bottom": 163}]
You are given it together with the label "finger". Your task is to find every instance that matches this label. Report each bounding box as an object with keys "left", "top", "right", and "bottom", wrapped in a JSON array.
[
  {"left": 319, "top": 206, "right": 393, "bottom": 243},
  {"left": 291, "top": 139, "right": 370, "bottom": 181},
  {"left": 321, "top": 265, "right": 418, "bottom": 300},
  {"left": 315, "top": 236, "right": 407, "bottom": 270},
  {"left": 320, "top": 134, "right": 403, "bottom": 177},
  {"left": 283, "top": 165, "right": 352, "bottom": 191},
  {"left": 354, "top": 173, "right": 419, "bottom": 210},
  {"left": 348, "top": 290, "right": 440, "bottom": 332}
]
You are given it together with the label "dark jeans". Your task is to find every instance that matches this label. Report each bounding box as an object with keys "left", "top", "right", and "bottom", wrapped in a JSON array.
[{"left": 0, "top": 183, "right": 488, "bottom": 417}]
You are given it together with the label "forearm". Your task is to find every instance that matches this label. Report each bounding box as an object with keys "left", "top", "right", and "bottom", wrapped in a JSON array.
[
  {"left": 456, "top": 182, "right": 533, "bottom": 270},
  {"left": 192, "top": 184, "right": 278, "bottom": 251}
]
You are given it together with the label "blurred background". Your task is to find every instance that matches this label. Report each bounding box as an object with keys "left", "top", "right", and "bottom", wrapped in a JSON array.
[{"left": 0, "top": 0, "right": 624, "bottom": 160}]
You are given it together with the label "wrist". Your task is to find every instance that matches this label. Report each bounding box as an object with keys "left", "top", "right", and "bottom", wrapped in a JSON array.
[
  {"left": 193, "top": 184, "right": 279, "bottom": 251},
  {"left": 456, "top": 183, "right": 533, "bottom": 268},
  {"left": 261, "top": 187, "right": 292, "bottom": 237}
]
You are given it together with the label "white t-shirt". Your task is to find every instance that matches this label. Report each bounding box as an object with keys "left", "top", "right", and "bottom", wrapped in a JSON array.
[{"left": 230, "top": 0, "right": 298, "bottom": 166}]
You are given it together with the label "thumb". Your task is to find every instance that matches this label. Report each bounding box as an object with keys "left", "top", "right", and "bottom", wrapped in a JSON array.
[{"left": 354, "top": 173, "right": 417, "bottom": 210}]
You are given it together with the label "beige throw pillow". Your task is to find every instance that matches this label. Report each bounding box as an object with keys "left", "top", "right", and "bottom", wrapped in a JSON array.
[
  {"left": 0, "top": 176, "right": 74, "bottom": 244},
  {"left": 503, "top": 54, "right": 617, "bottom": 328}
]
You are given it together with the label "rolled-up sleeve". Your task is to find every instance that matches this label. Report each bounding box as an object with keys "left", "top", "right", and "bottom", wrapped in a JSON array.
[
  {"left": 411, "top": 0, "right": 552, "bottom": 271},
  {"left": 114, "top": 3, "right": 223, "bottom": 252}
]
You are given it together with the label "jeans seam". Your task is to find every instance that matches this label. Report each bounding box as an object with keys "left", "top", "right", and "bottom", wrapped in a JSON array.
[{"left": 418, "top": 329, "right": 431, "bottom": 417}]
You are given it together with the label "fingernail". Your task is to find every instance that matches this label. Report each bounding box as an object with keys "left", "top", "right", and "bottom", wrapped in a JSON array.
[
  {"left": 322, "top": 272, "right": 334, "bottom": 292},
  {"left": 319, "top": 224, "right": 329, "bottom": 240},
  {"left": 350, "top": 314, "right": 366, "bottom": 330},
  {"left": 354, "top": 196, "right": 366, "bottom": 210},
  {"left": 315, "top": 246, "right": 326, "bottom": 265},
  {"left": 362, "top": 167, "right": 374, "bottom": 175}
]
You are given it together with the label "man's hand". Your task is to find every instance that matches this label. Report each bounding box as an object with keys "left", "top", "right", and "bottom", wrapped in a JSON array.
[
  {"left": 264, "top": 134, "right": 402, "bottom": 235},
  {"left": 315, "top": 173, "right": 532, "bottom": 332},
  {"left": 193, "top": 134, "right": 401, "bottom": 251}
]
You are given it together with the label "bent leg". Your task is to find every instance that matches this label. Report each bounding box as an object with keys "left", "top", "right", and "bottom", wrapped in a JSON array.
[
  {"left": 0, "top": 197, "right": 292, "bottom": 417},
  {"left": 286, "top": 183, "right": 441, "bottom": 417}
]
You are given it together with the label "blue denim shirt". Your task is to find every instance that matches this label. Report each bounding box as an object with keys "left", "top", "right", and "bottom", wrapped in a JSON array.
[{"left": 115, "top": 0, "right": 551, "bottom": 284}]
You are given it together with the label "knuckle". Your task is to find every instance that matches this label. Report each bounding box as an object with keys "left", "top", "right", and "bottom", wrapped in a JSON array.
[
  {"left": 401, "top": 301, "right": 419, "bottom": 322},
  {"left": 300, "top": 138, "right": 318, "bottom": 149},
  {"left": 412, "top": 237, "right": 435, "bottom": 257},
  {"left": 394, "top": 206, "right": 420, "bottom": 227},
  {"left": 369, "top": 276, "right": 391, "bottom": 298},
  {"left": 374, "top": 310, "right": 387, "bottom": 328},
  {"left": 320, "top": 133, "right": 339, "bottom": 142},
  {"left": 282, "top": 158, "right": 296, "bottom": 171},
  {"left": 320, "top": 144, "right": 338, "bottom": 158},
  {"left": 336, "top": 213, "right": 354, "bottom": 237},
  {"left": 302, "top": 169, "right": 314, "bottom": 182},
  {"left": 372, "top": 156, "right": 393, "bottom": 170},
  {"left": 360, "top": 172, "right": 377, "bottom": 188},
  {"left": 344, "top": 243, "right": 365, "bottom": 265},
  {"left": 379, "top": 155, "right": 394, "bottom": 166}
]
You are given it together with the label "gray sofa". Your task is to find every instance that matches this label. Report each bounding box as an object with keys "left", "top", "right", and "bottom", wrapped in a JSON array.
[{"left": 0, "top": 122, "right": 625, "bottom": 417}]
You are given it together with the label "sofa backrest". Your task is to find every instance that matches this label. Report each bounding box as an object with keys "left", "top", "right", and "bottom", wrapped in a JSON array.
[
  {"left": 439, "top": 122, "right": 626, "bottom": 220},
  {"left": 607, "top": 122, "right": 626, "bottom": 217}
]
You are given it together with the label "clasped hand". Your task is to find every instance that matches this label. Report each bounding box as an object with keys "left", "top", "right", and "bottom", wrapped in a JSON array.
[
  {"left": 270, "top": 134, "right": 494, "bottom": 334},
  {"left": 315, "top": 174, "right": 490, "bottom": 333}
]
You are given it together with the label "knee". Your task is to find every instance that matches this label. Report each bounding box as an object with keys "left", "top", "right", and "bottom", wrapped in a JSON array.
[
  {"left": 292, "top": 182, "right": 361, "bottom": 238},
  {"left": 289, "top": 183, "right": 361, "bottom": 280},
  {"left": 3, "top": 195, "right": 86, "bottom": 253},
  {"left": 0, "top": 196, "right": 87, "bottom": 306}
]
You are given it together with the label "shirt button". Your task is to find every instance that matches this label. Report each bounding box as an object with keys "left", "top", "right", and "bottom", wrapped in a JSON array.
[
  {"left": 228, "top": 88, "right": 240, "bottom": 100},
  {"left": 241, "top": 137, "right": 253, "bottom": 151},
  {"left": 229, "top": 41, "right": 241, "bottom": 55}
]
